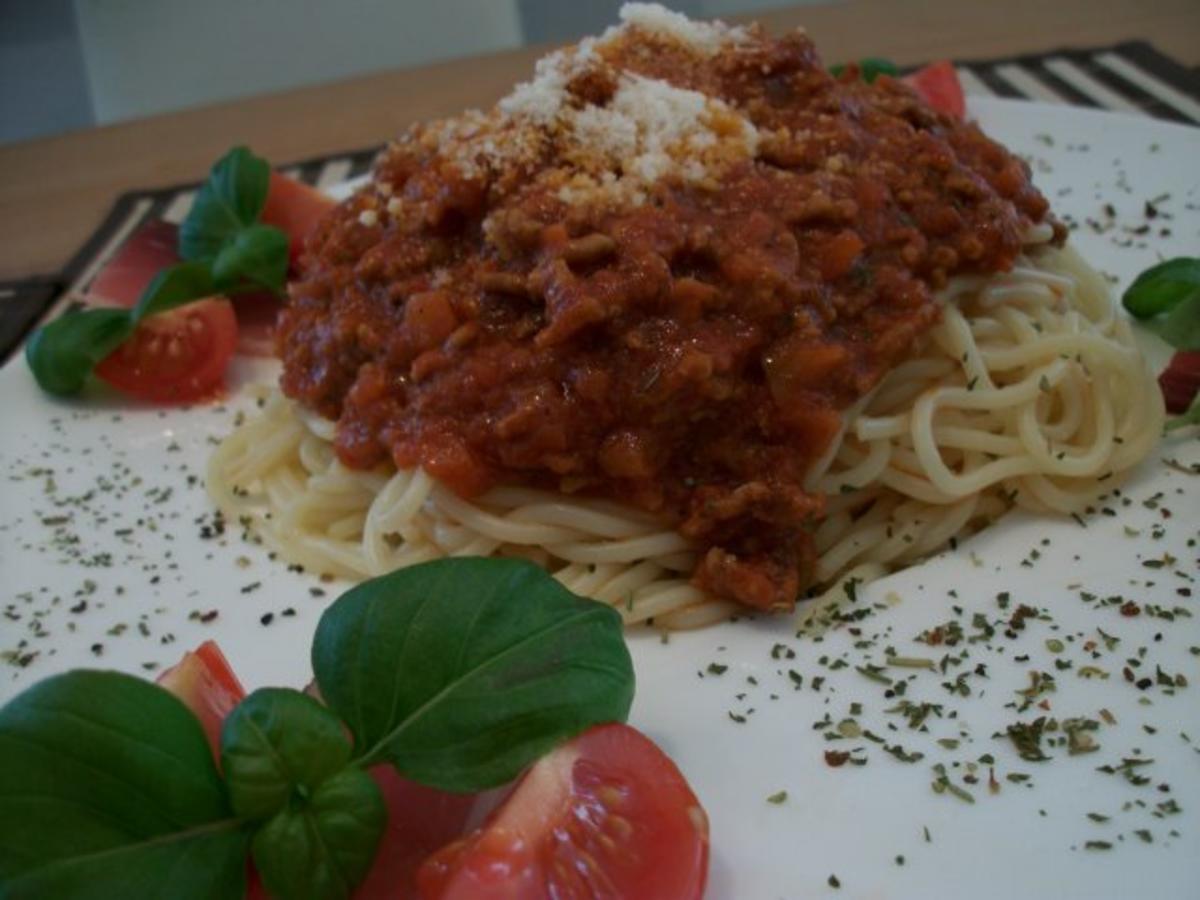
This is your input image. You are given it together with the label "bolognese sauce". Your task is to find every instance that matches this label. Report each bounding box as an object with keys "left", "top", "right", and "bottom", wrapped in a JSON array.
[{"left": 277, "top": 8, "right": 1055, "bottom": 612}]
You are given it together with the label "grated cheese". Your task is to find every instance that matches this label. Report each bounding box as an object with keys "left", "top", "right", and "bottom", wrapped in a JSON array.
[
  {"left": 386, "top": 4, "right": 763, "bottom": 214},
  {"left": 498, "top": 38, "right": 598, "bottom": 124},
  {"left": 614, "top": 2, "right": 747, "bottom": 54},
  {"left": 572, "top": 73, "right": 756, "bottom": 185}
]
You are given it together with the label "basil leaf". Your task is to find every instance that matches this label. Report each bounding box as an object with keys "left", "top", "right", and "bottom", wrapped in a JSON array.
[
  {"left": 860, "top": 57, "right": 900, "bottom": 83},
  {"left": 212, "top": 223, "right": 289, "bottom": 294},
  {"left": 251, "top": 767, "right": 385, "bottom": 900},
  {"left": 221, "top": 687, "right": 354, "bottom": 820},
  {"left": 1148, "top": 292, "right": 1200, "bottom": 351},
  {"left": 0, "top": 671, "right": 248, "bottom": 899},
  {"left": 179, "top": 146, "right": 272, "bottom": 262},
  {"left": 1122, "top": 257, "right": 1200, "bottom": 320},
  {"left": 132, "top": 260, "right": 217, "bottom": 323},
  {"left": 223, "top": 689, "right": 382, "bottom": 900},
  {"left": 313, "top": 557, "right": 635, "bottom": 791},
  {"left": 24, "top": 307, "right": 133, "bottom": 396}
]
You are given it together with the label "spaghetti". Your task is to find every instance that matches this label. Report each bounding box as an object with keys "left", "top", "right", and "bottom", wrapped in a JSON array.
[{"left": 208, "top": 240, "right": 1162, "bottom": 627}]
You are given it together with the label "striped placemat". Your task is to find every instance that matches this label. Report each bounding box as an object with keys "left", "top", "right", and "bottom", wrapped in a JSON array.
[
  {"left": 954, "top": 43, "right": 1200, "bottom": 123},
  {"left": 2, "top": 40, "right": 1197, "bottom": 363}
]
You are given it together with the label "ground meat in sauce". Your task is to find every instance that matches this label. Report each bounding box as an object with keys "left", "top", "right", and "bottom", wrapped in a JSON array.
[{"left": 277, "top": 19, "right": 1055, "bottom": 613}]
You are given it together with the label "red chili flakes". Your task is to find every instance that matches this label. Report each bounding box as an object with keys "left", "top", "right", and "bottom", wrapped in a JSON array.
[{"left": 825, "top": 749, "right": 851, "bottom": 767}]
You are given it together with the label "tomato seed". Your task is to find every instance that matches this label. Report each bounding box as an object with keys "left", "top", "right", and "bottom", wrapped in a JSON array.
[
  {"left": 605, "top": 813, "right": 633, "bottom": 841},
  {"left": 597, "top": 785, "right": 625, "bottom": 809}
]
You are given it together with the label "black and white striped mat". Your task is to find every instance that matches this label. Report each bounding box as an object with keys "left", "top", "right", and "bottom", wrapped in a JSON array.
[{"left": 2, "top": 40, "right": 1197, "bottom": 363}]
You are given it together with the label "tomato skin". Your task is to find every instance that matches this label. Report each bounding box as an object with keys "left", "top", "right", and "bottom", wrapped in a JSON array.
[
  {"left": 95, "top": 297, "right": 238, "bottom": 403},
  {"left": 1159, "top": 349, "right": 1200, "bottom": 413},
  {"left": 156, "top": 640, "right": 245, "bottom": 759},
  {"left": 353, "top": 766, "right": 485, "bottom": 900},
  {"left": 417, "top": 723, "right": 709, "bottom": 900},
  {"left": 261, "top": 171, "right": 337, "bottom": 268},
  {"left": 901, "top": 60, "right": 967, "bottom": 118}
]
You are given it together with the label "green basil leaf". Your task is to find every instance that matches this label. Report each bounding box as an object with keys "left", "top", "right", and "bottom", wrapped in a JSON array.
[
  {"left": 1122, "top": 257, "right": 1200, "bottom": 320},
  {"left": 312, "top": 557, "right": 635, "bottom": 791},
  {"left": 24, "top": 307, "right": 133, "bottom": 396},
  {"left": 860, "top": 57, "right": 900, "bottom": 83},
  {"left": 132, "top": 260, "right": 217, "bottom": 323},
  {"left": 211, "top": 223, "right": 289, "bottom": 294},
  {"left": 0, "top": 671, "right": 248, "bottom": 899},
  {"left": 179, "top": 146, "right": 272, "bottom": 262},
  {"left": 1148, "top": 292, "right": 1200, "bottom": 351},
  {"left": 251, "top": 767, "right": 385, "bottom": 900},
  {"left": 221, "top": 687, "right": 354, "bottom": 820}
]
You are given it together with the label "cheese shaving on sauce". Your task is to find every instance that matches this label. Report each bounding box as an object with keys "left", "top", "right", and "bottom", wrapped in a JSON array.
[
  {"left": 615, "top": 2, "right": 749, "bottom": 54},
  {"left": 389, "top": 2, "right": 759, "bottom": 213}
]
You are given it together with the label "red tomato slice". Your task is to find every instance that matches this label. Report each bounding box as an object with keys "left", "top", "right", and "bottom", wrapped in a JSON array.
[
  {"left": 261, "top": 171, "right": 337, "bottom": 268},
  {"left": 1159, "top": 349, "right": 1200, "bottom": 414},
  {"left": 901, "top": 60, "right": 967, "bottom": 118},
  {"left": 417, "top": 723, "right": 709, "bottom": 900},
  {"left": 156, "top": 640, "right": 245, "bottom": 758},
  {"left": 95, "top": 297, "right": 238, "bottom": 403}
]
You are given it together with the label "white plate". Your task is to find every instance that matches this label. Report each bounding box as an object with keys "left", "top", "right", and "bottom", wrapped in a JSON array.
[{"left": 1, "top": 98, "right": 1198, "bottom": 900}]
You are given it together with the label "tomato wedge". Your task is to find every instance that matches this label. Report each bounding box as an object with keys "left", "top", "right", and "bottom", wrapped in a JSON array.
[
  {"left": 901, "top": 60, "right": 967, "bottom": 118},
  {"left": 261, "top": 171, "right": 337, "bottom": 268},
  {"left": 1159, "top": 349, "right": 1200, "bottom": 414},
  {"left": 95, "top": 297, "right": 238, "bottom": 403},
  {"left": 417, "top": 723, "right": 709, "bottom": 900},
  {"left": 156, "top": 640, "right": 245, "bottom": 758}
]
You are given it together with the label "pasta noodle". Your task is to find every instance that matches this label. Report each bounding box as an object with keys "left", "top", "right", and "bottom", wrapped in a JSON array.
[{"left": 208, "top": 241, "right": 1163, "bottom": 628}]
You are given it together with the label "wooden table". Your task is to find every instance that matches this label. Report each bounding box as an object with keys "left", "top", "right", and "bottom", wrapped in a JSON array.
[{"left": 1, "top": 0, "right": 1197, "bottom": 282}]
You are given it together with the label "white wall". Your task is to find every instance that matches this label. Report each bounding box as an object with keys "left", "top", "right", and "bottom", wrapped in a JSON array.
[{"left": 74, "top": 0, "right": 524, "bottom": 124}]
